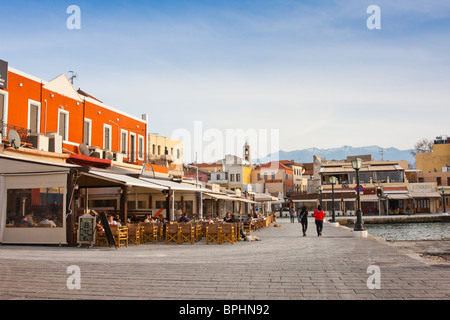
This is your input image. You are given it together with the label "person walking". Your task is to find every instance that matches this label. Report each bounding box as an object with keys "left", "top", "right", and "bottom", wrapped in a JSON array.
[
  {"left": 289, "top": 207, "right": 295, "bottom": 223},
  {"left": 313, "top": 205, "right": 324, "bottom": 236},
  {"left": 299, "top": 206, "right": 309, "bottom": 236}
]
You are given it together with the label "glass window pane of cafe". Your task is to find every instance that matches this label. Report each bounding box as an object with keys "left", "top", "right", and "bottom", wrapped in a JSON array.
[{"left": 6, "top": 188, "right": 64, "bottom": 228}]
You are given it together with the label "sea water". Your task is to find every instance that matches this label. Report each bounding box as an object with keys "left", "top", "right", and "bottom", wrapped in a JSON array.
[{"left": 363, "top": 222, "right": 450, "bottom": 241}]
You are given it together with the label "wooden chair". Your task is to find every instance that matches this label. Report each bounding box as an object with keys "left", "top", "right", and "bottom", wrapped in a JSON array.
[
  {"left": 232, "top": 222, "right": 242, "bottom": 242},
  {"left": 115, "top": 226, "right": 128, "bottom": 247},
  {"left": 180, "top": 223, "right": 196, "bottom": 244},
  {"left": 205, "top": 224, "right": 221, "bottom": 244},
  {"left": 96, "top": 229, "right": 108, "bottom": 246},
  {"left": 221, "top": 223, "right": 235, "bottom": 244},
  {"left": 166, "top": 223, "right": 181, "bottom": 244},
  {"left": 96, "top": 225, "right": 128, "bottom": 248},
  {"left": 127, "top": 223, "right": 140, "bottom": 245},
  {"left": 243, "top": 221, "right": 252, "bottom": 236},
  {"left": 139, "top": 222, "right": 158, "bottom": 243},
  {"left": 155, "top": 222, "right": 166, "bottom": 241},
  {"left": 195, "top": 221, "right": 203, "bottom": 241}
]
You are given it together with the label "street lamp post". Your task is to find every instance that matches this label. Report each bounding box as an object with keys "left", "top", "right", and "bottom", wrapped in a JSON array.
[
  {"left": 351, "top": 158, "right": 368, "bottom": 238},
  {"left": 440, "top": 188, "right": 447, "bottom": 214},
  {"left": 329, "top": 176, "right": 339, "bottom": 227},
  {"left": 317, "top": 185, "right": 323, "bottom": 207}
]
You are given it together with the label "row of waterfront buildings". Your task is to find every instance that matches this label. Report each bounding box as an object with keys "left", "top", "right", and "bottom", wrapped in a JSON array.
[{"left": 0, "top": 60, "right": 448, "bottom": 245}]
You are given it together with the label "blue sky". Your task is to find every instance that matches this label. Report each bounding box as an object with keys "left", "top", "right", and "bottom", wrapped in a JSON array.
[{"left": 2, "top": 0, "right": 450, "bottom": 162}]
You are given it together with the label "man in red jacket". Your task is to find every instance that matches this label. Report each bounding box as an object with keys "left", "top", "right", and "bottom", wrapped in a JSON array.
[{"left": 313, "top": 205, "right": 324, "bottom": 236}]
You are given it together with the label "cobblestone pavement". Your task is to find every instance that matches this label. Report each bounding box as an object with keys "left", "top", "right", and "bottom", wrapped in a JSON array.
[{"left": 0, "top": 219, "right": 449, "bottom": 300}]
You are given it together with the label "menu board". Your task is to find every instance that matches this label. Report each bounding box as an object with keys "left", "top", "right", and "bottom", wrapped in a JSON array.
[{"left": 77, "top": 213, "right": 96, "bottom": 245}]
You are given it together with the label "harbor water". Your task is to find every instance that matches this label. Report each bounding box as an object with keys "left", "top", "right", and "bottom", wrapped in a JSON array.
[{"left": 363, "top": 222, "right": 450, "bottom": 241}]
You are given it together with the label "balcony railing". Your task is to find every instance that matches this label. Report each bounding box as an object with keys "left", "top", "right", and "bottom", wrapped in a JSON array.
[{"left": 0, "top": 121, "right": 31, "bottom": 144}]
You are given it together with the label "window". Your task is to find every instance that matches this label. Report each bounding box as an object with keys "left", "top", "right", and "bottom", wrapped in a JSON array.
[
  {"left": 264, "top": 173, "right": 268, "bottom": 180},
  {"left": 84, "top": 119, "right": 92, "bottom": 146},
  {"left": 58, "top": 110, "right": 69, "bottom": 141},
  {"left": 272, "top": 173, "right": 275, "bottom": 180},
  {"left": 152, "top": 144, "right": 156, "bottom": 155},
  {"left": 236, "top": 174, "right": 241, "bottom": 182},
  {"left": 0, "top": 89, "right": 8, "bottom": 123},
  {"left": 230, "top": 174, "right": 235, "bottom": 182},
  {"left": 103, "top": 124, "right": 112, "bottom": 151},
  {"left": 177, "top": 149, "right": 180, "bottom": 159},
  {"left": 121, "top": 130, "right": 128, "bottom": 155},
  {"left": 157, "top": 145, "right": 161, "bottom": 155},
  {"left": 28, "top": 100, "right": 41, "bottom": 134},
  {"left": 216, "top": 174, "right": 220, "bottom": 180},
  {"left": 257, "top": 173, "right": 261, "bottom": 181},
  {"left": 130, "top": 133, "right": 136, "bottom": 162},
  {"left": 6, "top": 187, "right": 64, "bottom": 228},
  {"left": 138, "top": 135, "right": 144, "bottom": 160}
]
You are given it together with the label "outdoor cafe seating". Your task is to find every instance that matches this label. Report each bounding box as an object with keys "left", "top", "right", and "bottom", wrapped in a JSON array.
[{"left": 93, "top": 214, "right": 273, "bottom": 247}]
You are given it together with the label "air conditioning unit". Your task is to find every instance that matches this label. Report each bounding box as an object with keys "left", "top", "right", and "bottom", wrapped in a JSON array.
[
  {"left": 29, "top": 134, "right": 49, "bottom": 151},
  {"left": 113, "top": 151, "right": 124, "bottom": 163},
  {"left": 45, "top": 132, "right": 62, "bottom": 153},
  {"left": 89, "top": 146, "right": 103, "bottom": 159},
  {"left": 103, "top": 150, "right": 114, "bottom": 160}
]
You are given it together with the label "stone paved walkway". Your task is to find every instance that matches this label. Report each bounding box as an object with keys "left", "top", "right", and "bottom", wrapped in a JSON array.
[{"left": 0, "top": 219, "right": 449, "bottom": 300}]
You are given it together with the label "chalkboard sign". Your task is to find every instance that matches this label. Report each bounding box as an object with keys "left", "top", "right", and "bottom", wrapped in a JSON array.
[{"left": 77, "top": 213, "right": 96, "bottom": 245}]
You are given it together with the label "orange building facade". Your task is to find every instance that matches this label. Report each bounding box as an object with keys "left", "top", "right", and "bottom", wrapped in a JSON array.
[{"left": 0, "top": 65, "right": 147, "bottom": 163}]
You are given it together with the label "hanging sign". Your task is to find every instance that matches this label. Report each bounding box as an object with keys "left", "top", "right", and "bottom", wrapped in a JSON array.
[{"left": 0, "top": 60, "right": 7, "bottom": 89}]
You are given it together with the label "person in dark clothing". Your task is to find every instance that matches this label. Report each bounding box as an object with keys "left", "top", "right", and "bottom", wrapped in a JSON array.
[
  {"left": 178, "top": 212, "right": 190, "bottom": 223},
  {"left": 299, "top": 206, "right": 309, "bottom": 236}
]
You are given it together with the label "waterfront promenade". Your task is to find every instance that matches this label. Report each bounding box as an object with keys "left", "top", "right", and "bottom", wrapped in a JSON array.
[{"left": 0, "top": 218, "right": 448, "bottom": 300}]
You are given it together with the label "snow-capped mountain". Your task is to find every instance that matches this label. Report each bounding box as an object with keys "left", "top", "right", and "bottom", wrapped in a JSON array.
[{"left": 258, "top": 145, "right": 415, "bottom": 165}]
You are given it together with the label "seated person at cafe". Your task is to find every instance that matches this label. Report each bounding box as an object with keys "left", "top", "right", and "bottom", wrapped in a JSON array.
[
  {"left": 26, "top": 210, "right": 36, "bottom": 225},
  {"left": 19, "top": 216, "right": 34, "bottom": 227},
  {"left": 223, "top": 212, "right": 232, "bottom": 222},
  {"left": 244, "top": 214, "right": 253, "bottom": 225},
  {"left": 229, "top": 214, "right": 246, "bottom": 238},
  {"left": 39, "top": 212, "right": 57, "bottom": 228},
  {"left": 178, "top": 212, "right": 190, "bottom": 223},
  {"left": 107, "top": 215, "right": 120, "bottom": 226}
]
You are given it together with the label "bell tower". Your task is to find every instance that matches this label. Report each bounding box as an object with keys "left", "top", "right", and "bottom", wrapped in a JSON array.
[{"left": 243, "top": 142, "right": 251, "bottom": 163}]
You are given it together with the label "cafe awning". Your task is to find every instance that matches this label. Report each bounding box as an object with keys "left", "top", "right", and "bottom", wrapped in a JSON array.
[
  {"left": 254, "top": 193, "right": 279, "bottom": 201},
  {"left": 204, "top": 192, "right": 233, "bottom": 200},
  {"left": 361, "top": 194, "right": 379, "bottom": 202},
  {"left": 231, "top": 196, "right": 258, "bottom": 204},
  {"left": 79, "top": 170, "right": 168, "bottom": 191},
  {"left": 139, "top": 177, "right": 209, "bottom": 192},
  {"left": 386, "top": 193, "right": 412, "bottom": 200},
  {"left": 410, "top": 191, "right": 442, "bottom": 198}
]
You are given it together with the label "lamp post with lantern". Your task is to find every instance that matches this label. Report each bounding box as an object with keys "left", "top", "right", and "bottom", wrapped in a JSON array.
[
  {"left": 351, "top": 158, "right": 368, "bottom": 238},
  {"left": 329, "top": 176, "right": 339, "bottom": 227}
]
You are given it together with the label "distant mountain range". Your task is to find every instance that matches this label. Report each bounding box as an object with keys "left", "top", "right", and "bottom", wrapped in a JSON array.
[{"left": 258, "top": 145, "right": 415, "bottom": 165}]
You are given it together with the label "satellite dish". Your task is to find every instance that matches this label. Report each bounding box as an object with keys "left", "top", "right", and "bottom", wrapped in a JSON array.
[
  {"left": 8, "top": 130, "right": 21, "bottom": 149},
  {"left": 79, "top": 143, "right": 90, "bottom": 156}
]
